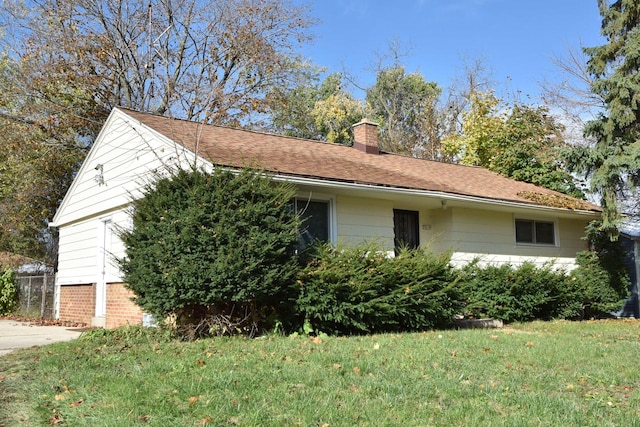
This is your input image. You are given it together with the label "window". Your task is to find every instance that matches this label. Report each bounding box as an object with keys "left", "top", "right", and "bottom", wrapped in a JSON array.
[
  {"left": 291, "top": 198, "right": 330, "bottom": 249},
  {"left": 393, "top": 209, "right": 420, "bottom": 254},
  {"left": 515, "top": 219, "right": 555, "bottom": 245}
]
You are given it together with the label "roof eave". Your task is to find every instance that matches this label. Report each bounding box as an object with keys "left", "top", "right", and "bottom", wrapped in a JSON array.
[{"left": 273, "top": 174, "right": 601, "bottom": 218}]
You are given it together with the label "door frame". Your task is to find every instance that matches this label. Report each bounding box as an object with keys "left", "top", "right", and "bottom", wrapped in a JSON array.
[{"left": 95, "top": 217, "right": 112, "bottom": 319}]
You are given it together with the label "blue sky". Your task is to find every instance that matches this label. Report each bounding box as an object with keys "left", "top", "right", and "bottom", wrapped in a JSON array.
[{"left": 297, "top": 0, "right": 604, "bottom": 102}]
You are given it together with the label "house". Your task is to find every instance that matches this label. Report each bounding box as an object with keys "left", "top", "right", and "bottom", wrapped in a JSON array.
[
  {"left": 619, "top": 224, "right": 640, "bottom": 318},
  {"left": 50, "top": 108, "right": 601, "bottom": 328}
]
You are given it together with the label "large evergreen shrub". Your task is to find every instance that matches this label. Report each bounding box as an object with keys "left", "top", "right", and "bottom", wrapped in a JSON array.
[
  {"left": 0, "top": 268, "right": 18, "bottom": 316},
  {"left": 461, "top": 261, "right": 579, "bottom": 322},
  {"left": 565, "top": 222, "right": 630, "bottom": 318},
  {"left": 117, "top": 167, "right": 302, "bottom": 333},
  {"left": 568, "top": 250, "right": 629, "bottom": 318},
  {"left": 297, "top": 243, "right": 462, "bottom": 335}
]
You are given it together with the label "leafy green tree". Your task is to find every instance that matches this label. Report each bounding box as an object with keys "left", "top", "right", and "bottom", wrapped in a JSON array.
[
  {"left": 0, "top": 55, "right": 85, "bottom": 260},
  {"left": 0, "top": 0, "right": 313, "bottom": 258},
  {"left": 365, "top": 65, "right": 442, "bottom": 158},
  {"left": 117, "top": 168, "right": 302, "bottom": 333},
  {"left": 312, "top": 90, "right": 366, "bottom": 144},
  {"left": 442, "top": 91, "right": 582, "bottom": 197},
  {"left": 441, "top": 91, "right": 503, "bottom": 166},
  {"left": 271, "top": 72, "right": 365, "bottom": 143},
  {"left": 493, "top": 104, "right": 584, "bottom": 197},
  {"left": 566, "top": 0, "right": 640, "bottom": 234}
]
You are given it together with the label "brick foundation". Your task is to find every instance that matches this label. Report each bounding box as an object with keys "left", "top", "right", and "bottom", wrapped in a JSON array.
[
  {"left": 58, "top": 283, "right": 143, "bottom": 329},
  {"left": 59, "top": 284, "right": 95, "bottom": 326},
  {"left": 105, "top": 283, "right": 143, "bottom": 328}
]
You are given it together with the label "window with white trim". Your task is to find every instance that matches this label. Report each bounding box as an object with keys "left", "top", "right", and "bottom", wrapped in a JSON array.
[
  {"left": 515, "top": 219, "right": 555, "bottom": 245},
  {"left": 290, "top": 198, "right": 330, "bottom": 249}
]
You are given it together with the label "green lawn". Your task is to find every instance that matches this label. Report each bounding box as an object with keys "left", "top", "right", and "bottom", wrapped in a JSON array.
[{"left": 1, "top": 320, "right": 640, "bottom": 426}]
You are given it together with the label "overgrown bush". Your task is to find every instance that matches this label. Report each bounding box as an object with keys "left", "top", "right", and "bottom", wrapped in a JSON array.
[
  {"left": 0, "top": 269, "right": 18, "bottom": 316},
  {"left": 567, "top": 250, "right": 629, "bottom": 318},
  {"left": 566, "top": 221, "right": 631, "bottom": 318},
  {"left": 460, "top": 261, "right": 580, "bottom": 322},
  {"left": 296, "top": 243, "right": 463, "bottom": 335},
  {"left": 117, "top": 167, "right": 302, "bottom": 335}
]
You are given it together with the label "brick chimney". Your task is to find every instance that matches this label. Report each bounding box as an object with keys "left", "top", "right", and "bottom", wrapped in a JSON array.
[{"left": 352, "top": 119, "right": 379, "bottom": 154}]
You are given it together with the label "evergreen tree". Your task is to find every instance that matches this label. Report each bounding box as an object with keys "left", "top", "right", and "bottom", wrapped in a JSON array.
[{"left": 568, "top": 0, "right": 640, "bottom": 234}]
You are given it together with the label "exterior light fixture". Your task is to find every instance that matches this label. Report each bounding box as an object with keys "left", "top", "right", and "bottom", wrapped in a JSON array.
[{"left": 94, "top": 164, "right": 105, "bottom": 186}]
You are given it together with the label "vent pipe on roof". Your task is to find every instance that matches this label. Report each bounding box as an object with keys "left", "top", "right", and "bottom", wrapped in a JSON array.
[{"left": 352, "top": 119, "right": 379, "bottom": 154}]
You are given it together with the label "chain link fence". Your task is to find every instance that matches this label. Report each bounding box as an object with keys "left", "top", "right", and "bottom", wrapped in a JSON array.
[{"left": 16, "top": 273, "right": 56, "bottom": 319}]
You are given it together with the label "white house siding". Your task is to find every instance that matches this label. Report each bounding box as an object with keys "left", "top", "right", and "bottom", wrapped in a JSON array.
[
  {"left": 52, "top": 110, "right": 199, "bottom": 228},
  {"left": 336, "top": 196, "right": 395, "bottom": 250},
  {"left": 52, "top": 110, "right": 200, "bottom": 320},
  {"left": 56, "top": 209, "right": 129, "bottom": 285},
  {"left": 428, "top": 208, "right": 454, "bottom": 254},
  {"left": 432, "top": 207, "right": 591, "bottom": 270},
  {"left": 558, "top": 217, "right": 591, "bottom": 255},
  {"left": 56, "top": 219, "right": 100, "bottom": 285}
]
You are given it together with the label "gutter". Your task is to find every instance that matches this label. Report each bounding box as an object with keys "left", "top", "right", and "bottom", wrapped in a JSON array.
[{"left": 271, "top": 174, "right": 601, "bottom": 218}]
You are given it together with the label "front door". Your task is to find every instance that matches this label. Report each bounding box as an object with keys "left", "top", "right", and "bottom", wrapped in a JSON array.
[{"left": 393, "top": 209, "right": 420, "bottom": 254}]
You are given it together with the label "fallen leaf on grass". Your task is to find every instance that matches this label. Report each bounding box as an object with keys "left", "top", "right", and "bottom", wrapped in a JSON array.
[
  {"left": 54, "top": 394, "right": 66, "bottom": 401},
  {"left": 197, "top": 359, "right": 206, "bottom": 367},
  {"left": 69, "top": 399, "right": 84, "bottom": 407},
  {"left": 189, "top": 396, "right": 199, "bottom": 407},
  {"left": 451, "top": 350, "right": 457, "bottom": 357},
  {"left": 49, "top": 412, "right": 63, "bottom": 424},
  {"left": 525, "top": 341, "right": 534, "bottom": 347},
  {"left": 198, "top": 416, "right": 215, "bottom": 425},
  {"left": 310, "top": 336, "right": 322, "bottom": 344},
  {"left": 138, "top": 415, "right": 151, "bottom": 423},
  {"left": 353, "top": 366, "right": 361, "bottom": 375}
]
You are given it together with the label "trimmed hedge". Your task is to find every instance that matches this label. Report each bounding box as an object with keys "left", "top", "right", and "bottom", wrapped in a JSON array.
[
  {"left": 296, "top": 243, "right": 463, "bottom": 335},
  {"left": 460, "top": 261, "right": 580, "bottom": 322},
  {"left": 460, "top": 252, "right": 629, "bottom": 322}
]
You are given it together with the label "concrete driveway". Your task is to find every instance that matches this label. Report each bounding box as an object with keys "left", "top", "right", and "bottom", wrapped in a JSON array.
[{"left": 0, "top": 319, "right": 84, "bottom": 356}]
